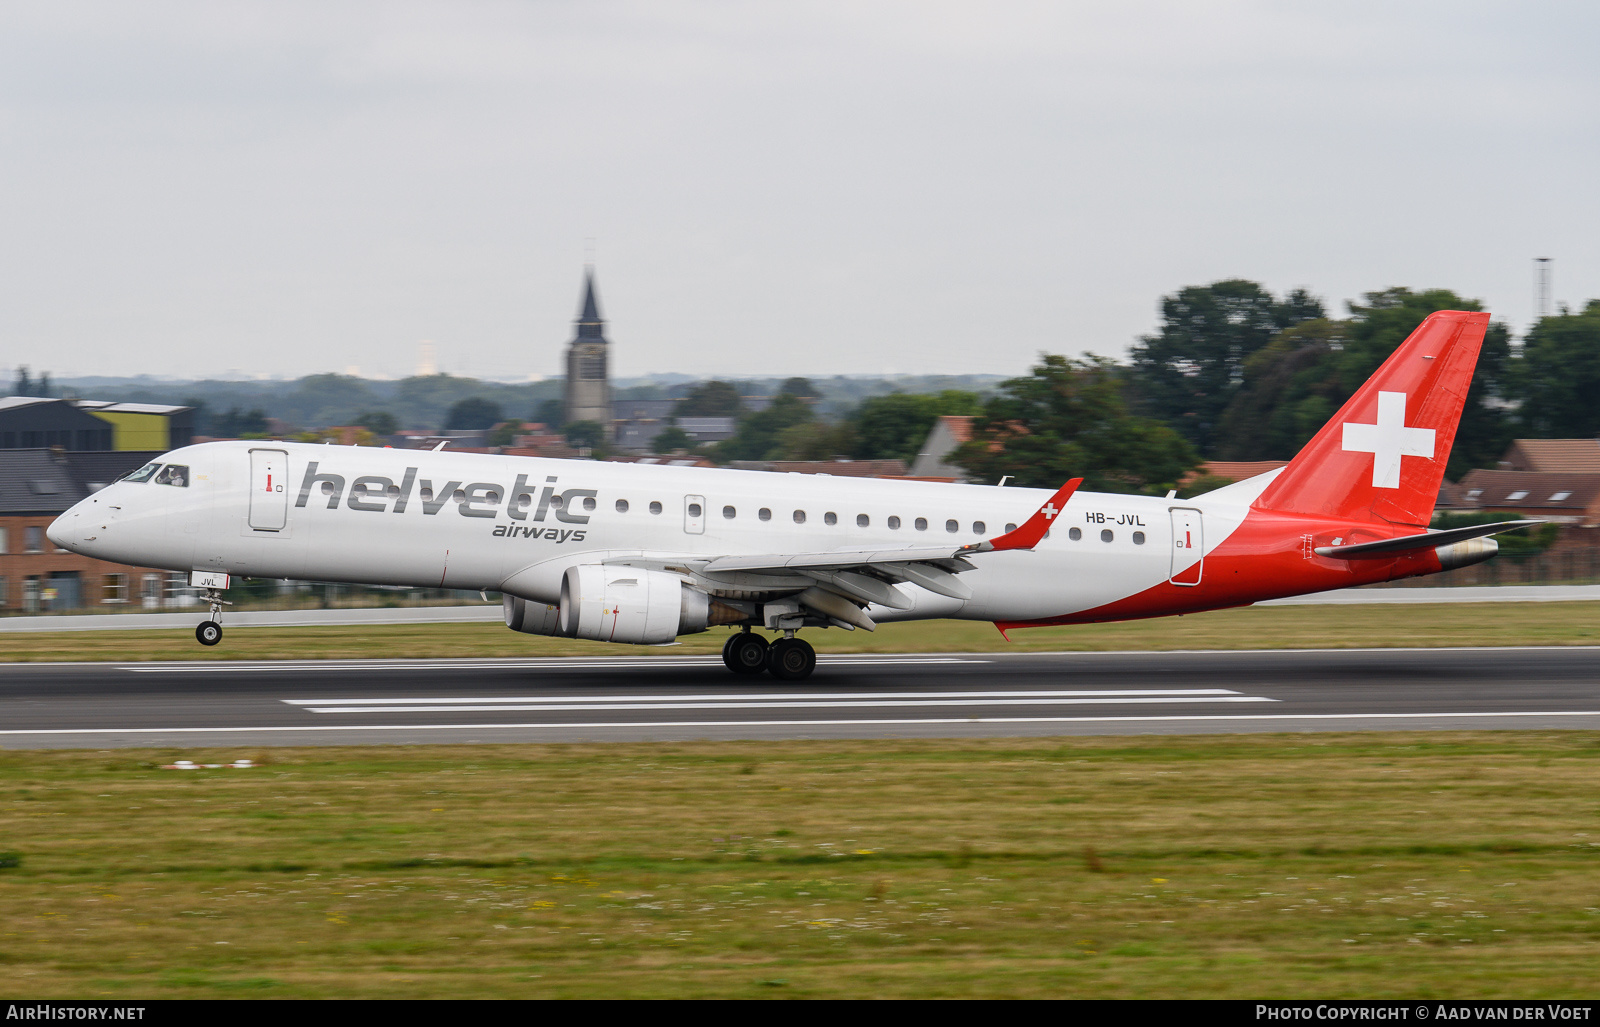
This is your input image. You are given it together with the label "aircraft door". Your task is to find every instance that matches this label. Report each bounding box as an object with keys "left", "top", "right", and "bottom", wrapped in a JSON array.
[
  {"left": 684, "top": 494, "right": 705, "bottom": 535},
  {"left": 1169, "top": 507, "right": 1203, "bottom": 586},
  {"left": 248, "top": 448, "right": 288, "bottom": 531}
]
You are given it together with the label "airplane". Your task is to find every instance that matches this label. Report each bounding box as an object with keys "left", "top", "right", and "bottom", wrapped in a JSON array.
[{"left": 47, "top": 310, "right": 1536, "bottom": 680}]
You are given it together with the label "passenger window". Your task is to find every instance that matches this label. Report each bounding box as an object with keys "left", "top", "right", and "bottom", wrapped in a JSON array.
[
  {"left": 154, "top": 464, "right": 189, "bottom": 487},
  {"left": 759, "top": 508, "right": 772, "bottom": 521},
  {"left": 887, "top": 516, "right": 901, "bottom": 529},
  {"left": 582, "top": 496, "right": 596, "bottom": 512},
  {"left": 1101, "top": 529, "right": 1113, "bottom": 542},
  {"left": 1005, "top": 523, "right": 1017, "bottom": 533},
  {"left": 973, "top": 521, "right": 986, "bottom": 534},
  {"left": 723, "top": 505, "right": 737, "bottom": 519},
  {"left": 945, "top": 519, "right": 958, "bottom": 533},
  {"left": 122, "top": 461, "right": 160, "bottom": 483},
  {"left": 793, "top": 510, "right": 807, "bottom": 524},
  {"left": 1133, "top": 531, "right": 1146, "bottom": 545},
  {"left": 856, "top": 514, "right": 869, "bottom": 527},
  {"left": 688, "top": 502, "right": 703, "bottom": 518},
  {"left": 649, "top": 501, "right": 663, "bottom": 515},
  {"left": 1068, "top": 527, "right": 1082, "bottom": 541},
  {"left": 616, "top": 499, "right": 629, "bottom": 513},
  {"left": 824, "top": 512, "right": 838, "bottom": 526},
  {"left": 915, "top": 517, "right": 927, "bottom": 531}
]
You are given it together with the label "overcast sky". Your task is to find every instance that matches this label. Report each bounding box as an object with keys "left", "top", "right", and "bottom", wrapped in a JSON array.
[{"left": 1, "top": 1, "right": 1595, "bottom": 382}]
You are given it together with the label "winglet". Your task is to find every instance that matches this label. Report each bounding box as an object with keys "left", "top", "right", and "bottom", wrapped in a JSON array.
[{"left": 962, "top": 478, "right": 1083, "bottom": 554}]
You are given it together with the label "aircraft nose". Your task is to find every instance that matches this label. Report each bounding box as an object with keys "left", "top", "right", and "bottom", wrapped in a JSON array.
[
  {"left": 47, "top": 502, "right": 92, "bottom": 554},
  {"left": 46, "top": 511, "right": 73, "bottom": 551}
]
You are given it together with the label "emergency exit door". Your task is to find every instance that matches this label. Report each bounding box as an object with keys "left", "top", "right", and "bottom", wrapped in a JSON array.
[
  {"left": 249, "top": 448, "right": 288, "bottom": 531},
  {"left": 1169, "top": 507, "right": 1203, "bottom": 586},
  {"left": 683, "top": 494, "right": 706, "bottom": 535}
]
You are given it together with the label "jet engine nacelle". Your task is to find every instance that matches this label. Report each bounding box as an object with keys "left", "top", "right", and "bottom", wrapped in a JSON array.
[
  {"left": 557, "top": 565, "right": 714, "bottom": 645},
  {"left": 503, "top": 594, "right": 565, "bottom": 636},
  {"left": 1434, "top": 536, "right": 1498, "bottom": 571}
]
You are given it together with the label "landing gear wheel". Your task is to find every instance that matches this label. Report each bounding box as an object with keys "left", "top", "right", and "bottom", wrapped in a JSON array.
[
  {"left": 196, "top": 621, "right": 222, "bottom": 646},
  {"left": 765, "top": 637, "right": 816, "bottom": 681},
  {"left": 723, "top": 631, "right": 769, "bottom": 675}
]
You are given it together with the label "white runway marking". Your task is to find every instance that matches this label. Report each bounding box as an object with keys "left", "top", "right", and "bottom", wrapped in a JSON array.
[
  {"left": 282, "top": 687, "right": 1272, "bottom": 714},
  {"left": 282, "top": 688, "right": 1245, "bottom": 705},
  {"left": 9, "top": 710, "right": 1600, "bottom": 737},
  {"left": 288, "top": 691, "right": 1280, "bottom": 707},
  {"left": 120, "top": 657, "right": 987, "bottom": 673}
]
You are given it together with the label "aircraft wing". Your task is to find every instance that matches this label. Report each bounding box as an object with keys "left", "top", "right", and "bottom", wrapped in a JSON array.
[{"left": 688, "top": 479, "right": 1084, "bottom": 605}]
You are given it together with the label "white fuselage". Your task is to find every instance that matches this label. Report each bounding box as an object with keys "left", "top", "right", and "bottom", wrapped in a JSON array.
[{"left": 48, "top": 441, "right": 1260, "bottom": 625}]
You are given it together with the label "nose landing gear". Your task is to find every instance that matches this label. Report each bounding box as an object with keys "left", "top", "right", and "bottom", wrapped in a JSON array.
[{"left": 195, "top": 587, "right": 231, "bottom": 647}]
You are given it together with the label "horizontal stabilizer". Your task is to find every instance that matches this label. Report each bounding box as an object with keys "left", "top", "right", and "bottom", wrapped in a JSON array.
[{"left": 1313, "top": 520, "right": 1542, "bottom": 559}]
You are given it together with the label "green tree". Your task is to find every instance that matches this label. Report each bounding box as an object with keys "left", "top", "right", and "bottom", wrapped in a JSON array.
[
  {"left": 1127, "top": 280, "right": 1324, "bottom": 454},
  {"left": 534, "top": 399, "right": 565, "bottom": 428},
  {"left": 182, "top": 397, "right": 211, "bottom": 435},
  {"left": 1211, "top": 289, "right": 1513, "bottom": 478},
  {"left": 953, "top": 354, "right": 1199, "bottom": 494},
  {"left": 715, "top": 394, "right": 814, "bottom": 462},
  {"left": 355, "top": 410, "right": 399, "bottom": 436},
  {"left": 11, "top": 366, "right": 31, "bottom": 397},
  {"left": 213, "top": 407, "right": 270, "bottom": 437},
  {"left": 1211, "top": 319, "right": 1350, "bottom": 461},
  {"left": 678, "top": 380, "right": 743, "bottom": 418},
  {"left": 850, "top": 390, "right": 982, "bottom": 463},
  {"left": 445, "top": 397, "right": 504, "bottom": 431},
  {"left": 282, "top": 374, "right": 376, "bottom": 428},
  {"left": 1512, "top": 300, "right": 1600, "bottom": 438},
  {"left": 651, "top": 426, "right": 693, "bottom": 454},
  {"left": 395, "top": 374, "right": 494, "bottom": 430},
  {"left": 488, "top": 421, "right": 522, "bottom": 447},
  {"left": 775, "top": 420, "right": 857, "bottom": 460},
  {"left": 563, "top": 420, "right": 607, "bottom": 450},
  {"left": 777, "top": 377, "right": 820, "bottom": 399}
]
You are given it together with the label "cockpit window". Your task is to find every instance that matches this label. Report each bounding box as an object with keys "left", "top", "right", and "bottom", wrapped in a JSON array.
[
  {"left": 154, "top": 464, "right": 190, "bottom": 488},
  {"left": 122, "top": 461, "right": 161, "bottom": 483}
]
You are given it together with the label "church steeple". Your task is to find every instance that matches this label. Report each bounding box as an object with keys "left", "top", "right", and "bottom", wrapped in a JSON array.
[
  {"left": 563, "top": 265, "right": 612, "bottom": 431},
  {"left": 576, "top": 268, "right": 603, "bottom": 334}
]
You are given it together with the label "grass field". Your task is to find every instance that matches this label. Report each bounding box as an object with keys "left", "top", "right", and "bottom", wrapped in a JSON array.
[
  {"left": 5, "top": 733, "right": 1600, "bottom": 998},
  {"left": 3, "top": 600, "right": 1599, "bottom": 662}
]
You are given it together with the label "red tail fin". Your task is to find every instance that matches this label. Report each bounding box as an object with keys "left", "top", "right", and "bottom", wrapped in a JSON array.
[{"left": 1254, "top": 310, "right": 1489, "bottom": 527}]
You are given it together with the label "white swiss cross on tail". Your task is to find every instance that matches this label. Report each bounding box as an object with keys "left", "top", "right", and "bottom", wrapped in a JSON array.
[{"left": 1341, "top": 391, "right": 1435, "bottom": 489}]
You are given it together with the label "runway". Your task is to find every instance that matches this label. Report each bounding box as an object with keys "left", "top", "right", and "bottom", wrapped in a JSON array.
[{"left": 0, "top": 646, "right": 1597, "bottom": 747}]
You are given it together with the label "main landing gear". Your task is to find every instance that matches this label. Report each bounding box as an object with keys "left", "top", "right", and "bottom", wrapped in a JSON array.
[
  {"left": 721, "top": 628, "right": 817, "bottom": 680},
  {"left": 195, "top": 588, "right": 231, "bottom": 647}
]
